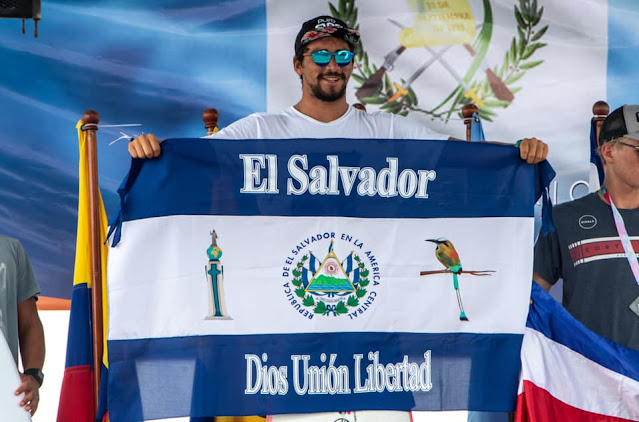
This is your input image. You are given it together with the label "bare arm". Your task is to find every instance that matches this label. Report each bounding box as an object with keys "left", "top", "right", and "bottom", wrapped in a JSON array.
[
  {"left": 15, "top": 297, "right": 45, "bottom": 415},
  {"left": 533, "top": 272, "right": 553, "bottom": 292}
]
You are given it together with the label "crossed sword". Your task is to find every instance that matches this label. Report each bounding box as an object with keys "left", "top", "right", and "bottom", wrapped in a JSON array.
[{"left": 356, "top": 19, "right": 514, "bottom": 106}]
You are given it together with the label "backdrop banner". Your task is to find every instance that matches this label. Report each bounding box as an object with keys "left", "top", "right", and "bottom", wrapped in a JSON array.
[{"left": 3, "top": 0, "right": 636, "bottom": 299}]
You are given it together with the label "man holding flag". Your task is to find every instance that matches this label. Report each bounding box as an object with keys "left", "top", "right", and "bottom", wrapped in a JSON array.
[
  {"left": 125, "top": 14, "right": 549, "bottom": 421},
  {"left": 534, "top": 104, "right": 639, "bottom": 350}
]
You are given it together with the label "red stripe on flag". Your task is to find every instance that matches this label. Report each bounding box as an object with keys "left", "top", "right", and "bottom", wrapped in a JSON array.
[
  {"left": 516, "top": 380, "right": 636, "bottom": 422},
  {"left": 56, "top": 364, "right": 95, "bottom": 422}
]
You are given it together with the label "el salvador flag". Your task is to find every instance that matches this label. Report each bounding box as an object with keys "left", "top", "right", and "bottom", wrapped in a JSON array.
[{"left": 105, "top": 137, "right": 551, "bottom": 421}]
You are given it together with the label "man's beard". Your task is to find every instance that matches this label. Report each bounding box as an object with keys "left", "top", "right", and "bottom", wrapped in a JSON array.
[{"left": 309, "top": 73, "right": 347, "bottom": 102}]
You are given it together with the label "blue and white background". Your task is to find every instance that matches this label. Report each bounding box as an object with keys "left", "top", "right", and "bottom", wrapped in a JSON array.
[{"left": 0, "top": 0, "right": 637, "bottom": 302}]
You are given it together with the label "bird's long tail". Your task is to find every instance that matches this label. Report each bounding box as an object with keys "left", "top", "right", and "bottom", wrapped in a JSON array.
[{"left": 453, "top": 273, "right": 469, "bottom": 321}]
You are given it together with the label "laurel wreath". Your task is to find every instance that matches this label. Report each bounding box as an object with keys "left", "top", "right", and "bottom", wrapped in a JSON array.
[
  {"left": 292, "top": 253, "right": 370, "bottom": 316},
  {"left": 329, "top": 0, "right": 547, "bottom": 122}
]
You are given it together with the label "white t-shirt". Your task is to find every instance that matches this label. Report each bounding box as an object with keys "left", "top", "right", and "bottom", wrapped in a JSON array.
[{"left": 207, "top": 105, "right": 449, "bottom": 140}]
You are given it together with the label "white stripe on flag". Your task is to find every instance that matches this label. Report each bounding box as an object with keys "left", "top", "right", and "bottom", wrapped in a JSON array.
[{"left": 108, "top": 215, "right": 533, "bottom": 341}]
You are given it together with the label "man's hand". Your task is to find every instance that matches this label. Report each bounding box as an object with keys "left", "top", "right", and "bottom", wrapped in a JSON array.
[
  {"left": 518, "top": 137, "right": 548, "bottom": 164},
  {"left": 15, "top": 373, "right": 40, "bottom": 415},
  {"left": 128, "top": 133, "right": 162, "bottom": 159}
]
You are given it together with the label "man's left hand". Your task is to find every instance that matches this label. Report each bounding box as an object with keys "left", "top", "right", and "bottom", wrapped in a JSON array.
[
  {"left": 15, "top": 373, "right": 40, "bottom": 415},
  {"left": 518, "top": 137, "right": 548, "bottom": 164}
]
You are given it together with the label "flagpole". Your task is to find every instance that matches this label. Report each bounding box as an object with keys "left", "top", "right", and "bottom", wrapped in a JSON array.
[
  {"left": 202, "top": 108, "right": 219, "bottom": 136},
  {"left": 592, "top": 100, "right": 610, "bottom": 146},
  {"left": 82, "top": 109, "right": 104, "bottom": 414},
  {"left": 462, "top": 103, "right": 479, "bottom": 141}
]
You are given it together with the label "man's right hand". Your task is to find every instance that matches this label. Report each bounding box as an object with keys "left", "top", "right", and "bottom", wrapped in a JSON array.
[{"left": 128, "top": 134, "right": 162, "bottom": 159}]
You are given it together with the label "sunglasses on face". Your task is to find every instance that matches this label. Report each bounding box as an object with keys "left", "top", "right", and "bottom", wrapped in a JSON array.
[{"left": 305, "top": 49, "right": 355, "bottom": 66}]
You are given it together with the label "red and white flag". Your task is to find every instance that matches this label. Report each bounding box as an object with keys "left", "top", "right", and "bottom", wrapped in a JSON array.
[{"left": 516, "top": 283, "right": 639, "bottom": 422}]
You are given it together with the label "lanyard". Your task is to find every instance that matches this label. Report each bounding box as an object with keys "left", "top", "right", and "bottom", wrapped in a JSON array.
[{"left": 602, "top": 188, "right": 639, "bottom": 287}]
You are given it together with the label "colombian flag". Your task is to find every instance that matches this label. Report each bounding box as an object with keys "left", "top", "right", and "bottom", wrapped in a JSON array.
[{"left": 56, "top": 121, "right": 109, "bottom": 422}]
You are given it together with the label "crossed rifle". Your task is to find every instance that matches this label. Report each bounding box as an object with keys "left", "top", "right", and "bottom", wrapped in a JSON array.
[{"left": 356, "top": 19, "right": 513, "bottom": 106}]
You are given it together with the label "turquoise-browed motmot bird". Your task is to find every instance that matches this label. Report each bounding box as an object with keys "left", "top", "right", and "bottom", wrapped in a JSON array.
[{"left": 426, "top": 239, "right": 469, "bottom": 321}]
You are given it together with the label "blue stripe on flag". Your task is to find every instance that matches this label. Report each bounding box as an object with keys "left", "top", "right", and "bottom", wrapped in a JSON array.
[
  {"left": 107, "top": 332, "right": 523, "bottom": 420},
  {"left": 309, "top": 252, "right": 319, "bottom": 274},
  {"left": 116, "top": 138, "right": 541, "bottom": 224},
  {"left": 64, "top": 283, "right": 93, "bottom": 368},
  {"left": 301, "top": 268, "right": 310, "bottom": 289},
  {"left": 352, "top": 268, "right": 360, "bottom": 284},
  {"left": 342, "top": 253, "right": 353, "bottom": 274}
]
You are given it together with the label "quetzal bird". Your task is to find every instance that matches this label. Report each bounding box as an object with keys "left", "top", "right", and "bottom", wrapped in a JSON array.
[{"left": 426, "top": 239, "right": 468, "bottom": 321}]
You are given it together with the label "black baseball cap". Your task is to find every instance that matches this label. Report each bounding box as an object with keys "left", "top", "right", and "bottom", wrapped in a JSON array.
[
  {"left": 599, "top": 105, "right": 639, "bottom": 144},
  {"left": 294, "top": 15, "right": 360, "bottom": 54}
]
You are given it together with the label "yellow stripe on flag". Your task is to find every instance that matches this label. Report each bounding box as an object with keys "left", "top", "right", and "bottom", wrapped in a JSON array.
[{"left": 75, "top": 119, "right": 110, "bottom": 368}]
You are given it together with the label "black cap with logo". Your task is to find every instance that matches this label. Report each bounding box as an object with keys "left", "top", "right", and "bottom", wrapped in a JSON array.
[{"left": 294, "top": 15, "right": 360, "bottom": 54}]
